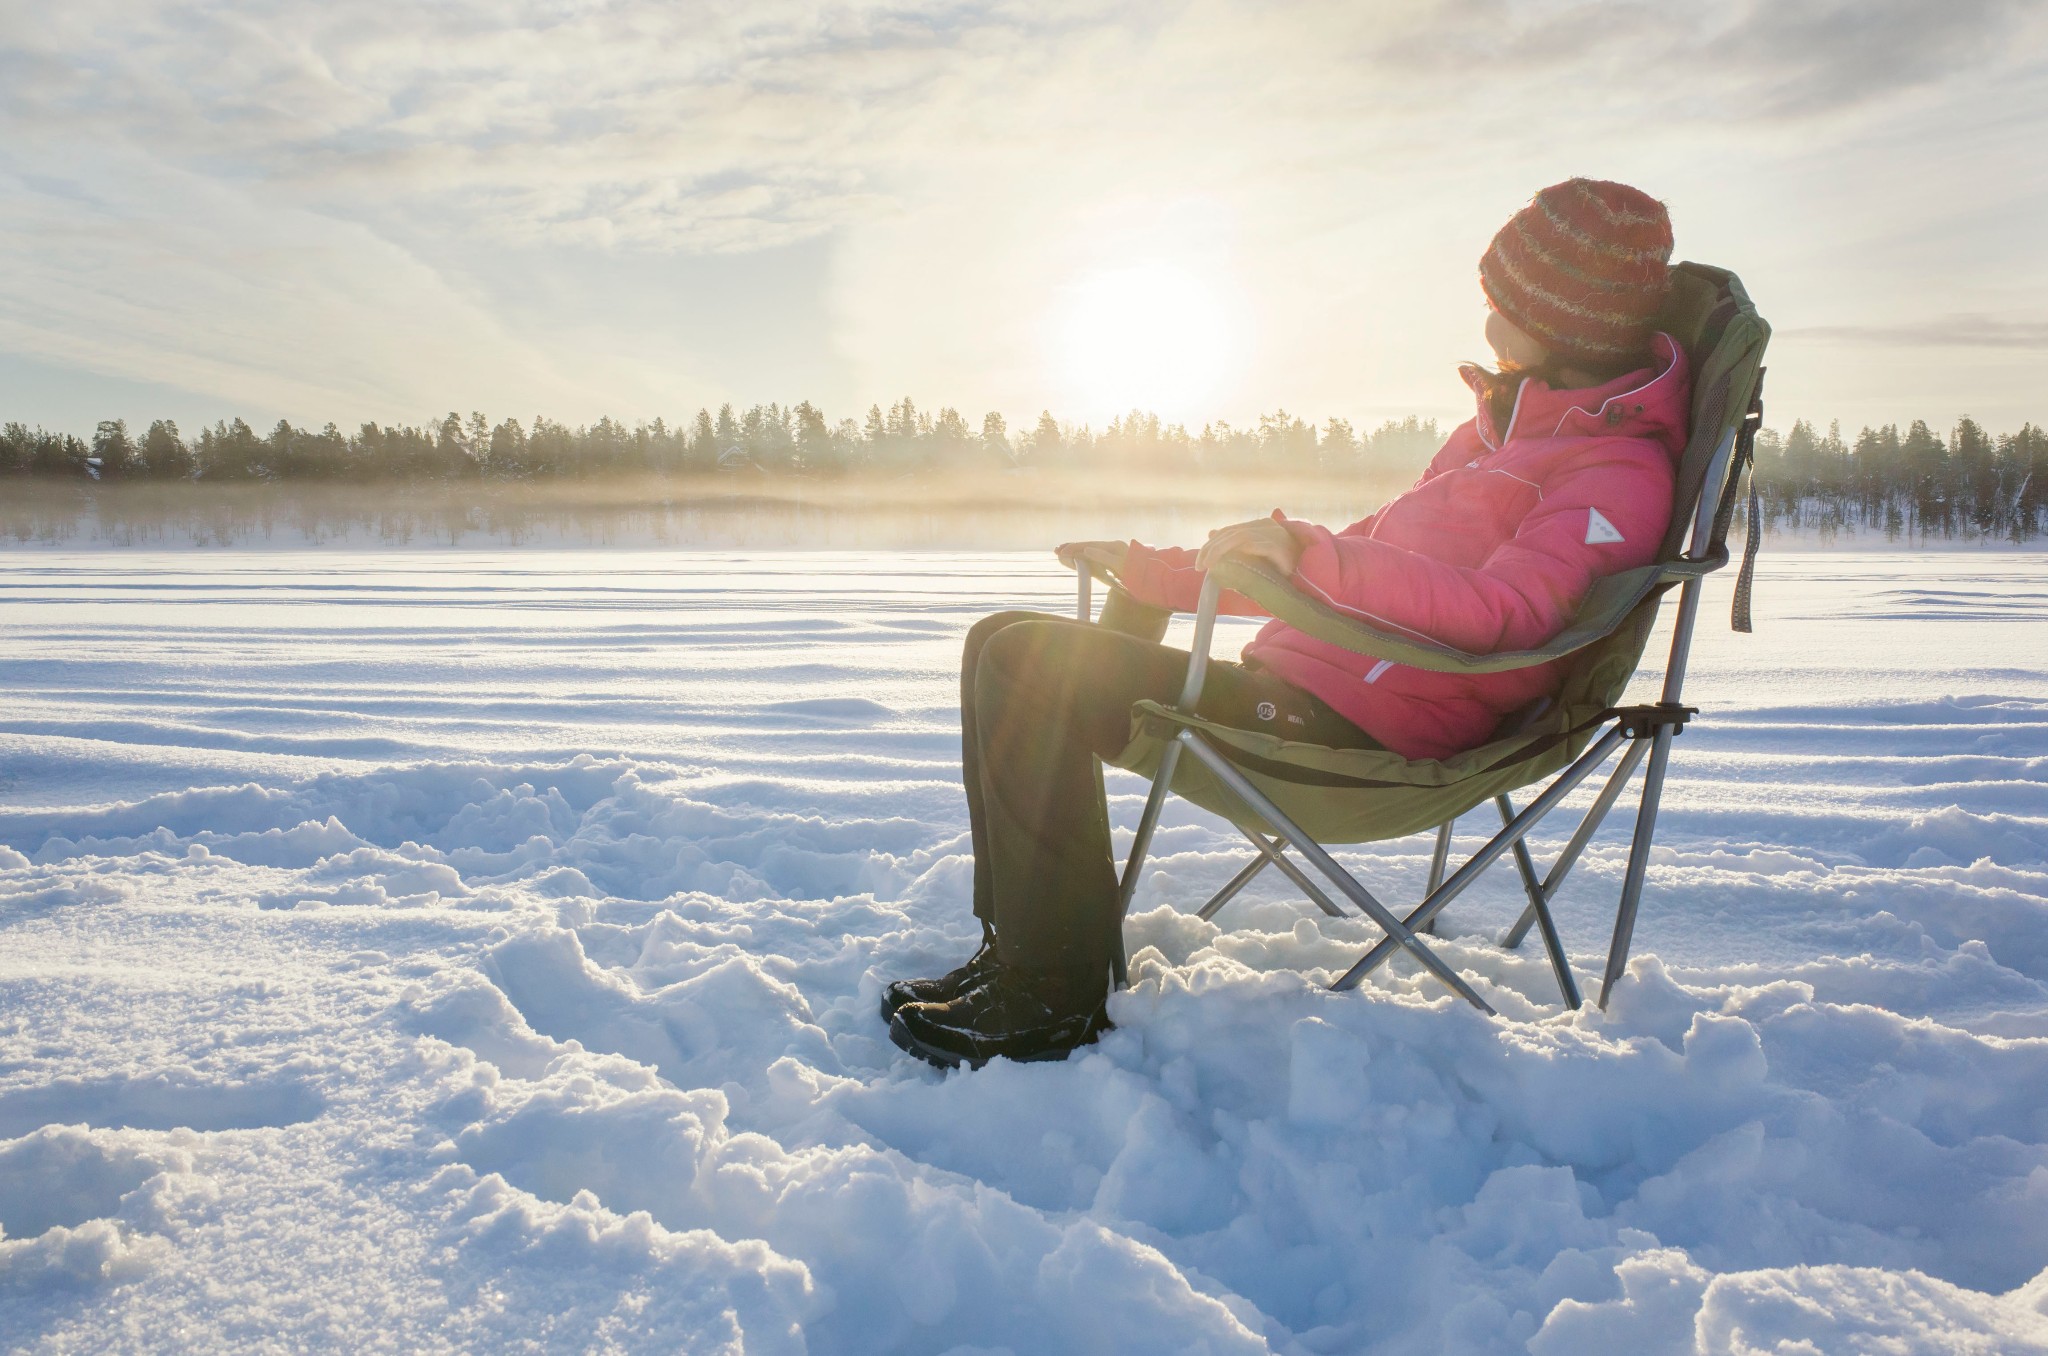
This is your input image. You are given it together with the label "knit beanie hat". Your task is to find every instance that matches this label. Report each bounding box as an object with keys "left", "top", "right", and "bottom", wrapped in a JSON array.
[{"left": 1479, "top": 178, "right": 1673, "bottom": 365}]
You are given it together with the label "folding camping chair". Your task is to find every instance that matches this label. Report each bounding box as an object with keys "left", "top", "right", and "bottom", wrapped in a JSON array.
[{"left": 1076, "top": 262, "right": 1769, "bottom": 1013}]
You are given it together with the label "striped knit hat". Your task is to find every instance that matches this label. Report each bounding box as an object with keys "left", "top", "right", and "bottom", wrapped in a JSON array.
[{"left": 1480, "top": 179, "right": 1673, "bottom": 365}]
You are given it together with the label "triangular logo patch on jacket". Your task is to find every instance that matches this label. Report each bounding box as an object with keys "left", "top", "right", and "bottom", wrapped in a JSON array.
[{"left": 1585, "top": 508, "right": 1626, "bottom": 545}]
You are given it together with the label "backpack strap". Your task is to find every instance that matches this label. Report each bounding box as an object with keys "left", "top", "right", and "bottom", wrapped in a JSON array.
[
  {"left": 1732, "top": 447, "right": 1762, "bottom": 633},
  {"left": 1709, "top": 368, "right": 1766, "bottom": 633}
]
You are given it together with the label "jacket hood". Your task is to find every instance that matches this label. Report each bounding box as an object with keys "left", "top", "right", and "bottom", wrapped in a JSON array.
[{"left": 1460, "top": 331, "right": 1691, "bottom": 458}]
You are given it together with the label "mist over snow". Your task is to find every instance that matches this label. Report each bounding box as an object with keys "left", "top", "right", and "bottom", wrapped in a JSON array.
[{"left": 0, "top": 550, "right": 2044, "bottom": 1352}]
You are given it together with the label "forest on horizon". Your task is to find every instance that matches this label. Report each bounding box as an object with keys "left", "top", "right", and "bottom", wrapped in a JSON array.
[
  {"left": 0, "top": 400, "right": 1447, "bottom": 483},
  {"left": 5, "top": 397, "right": 2047, "bottom": 543}
]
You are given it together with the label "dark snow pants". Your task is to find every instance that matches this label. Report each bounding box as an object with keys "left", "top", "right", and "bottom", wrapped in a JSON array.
[{"left": 960, "top": 610, "right": 1383, "bottom": 972}]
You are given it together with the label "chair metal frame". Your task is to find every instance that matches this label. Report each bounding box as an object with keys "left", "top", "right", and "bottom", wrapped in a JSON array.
[{"left": 1077, "top": 392, "right": 1762, "bottom": 1014}]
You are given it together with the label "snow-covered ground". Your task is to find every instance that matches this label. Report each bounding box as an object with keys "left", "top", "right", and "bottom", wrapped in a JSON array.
[{"left": 2, "top": 549, "right": 2045, "bottom": 1355}]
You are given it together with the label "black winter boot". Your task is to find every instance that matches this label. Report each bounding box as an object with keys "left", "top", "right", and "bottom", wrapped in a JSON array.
[
  {"left": 878, "top": 931, "right": 1002, "bottom": 1024},
  {"left": 889, "top": 963, "right": 1110, "bottom": 1069}
]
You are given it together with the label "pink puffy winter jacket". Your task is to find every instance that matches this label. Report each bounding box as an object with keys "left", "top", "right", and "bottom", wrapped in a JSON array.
[{"left": 1117, "top": 333, "right": 1692, "bottom": 761}]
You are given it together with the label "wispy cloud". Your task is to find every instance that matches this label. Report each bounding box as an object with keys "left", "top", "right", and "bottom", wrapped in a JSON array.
[
  {"left": 11, "top": 1, "right": 2038, "bottom": 254},
  {"left": 1702, "top": 0, "right": 2034, "bottom": 115},
  {"left": 1788, "top": 316, "right": 2048, "bottom": 350},
  {"left": 0, "top": 144, "right": 649, "bottom": 419},
  {"left": 1333, "top": 0, "right": 2038, "bottom": 122},
  {"left": 2, "top": 1, "right": 1077, "bottom": 251}
]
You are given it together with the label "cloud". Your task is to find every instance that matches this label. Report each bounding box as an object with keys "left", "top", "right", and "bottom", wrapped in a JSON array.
[
  {"left": 1787, "top": 317, "right": 2048, "bottom": 351},
  {"left": 1, "top": 0, "right": 2045, "bottom": 429},
  {"left": 0, "top": 1, "right": 1064, "bottom": 417},
  {"left": 1703, "top": 0, "right": 2036, "bottom": 116},
  {"left": 1, "top": 1, "right": 1080, "bottom": 253},
  {"left": 1318, "top": 0, "right": 2040, "bottom": 123},
  {"left": 0, "top": 140, "right": 694, "bottom": 421},
  {"left": 9, "top": 1, "right": 2037, "bottom": 255}
]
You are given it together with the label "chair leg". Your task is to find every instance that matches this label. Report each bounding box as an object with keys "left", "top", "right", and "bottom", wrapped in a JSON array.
[
  {"left": 1333, "top": 727, "right": 1629, "bottom": 993},
  {"left": 1111, "top": 571, "right": 1222, "bottom": 989},
  {"left": 1419, "top": 818, "right": 1454, "bottom": 934},
  {"left": 1196, "top": 851, "right": 1271, "bottom": 922},
  {"left": 1174, "top": 731, "right": 1498, "bottom": 1014},
  {"left": 1111, "top": 733, "right": 1193, "bottom": 986},
  {"left": 1499, "top": 798, "right": 1540, "bottom": 934},
  {"left": 1118, "top": 741, "right": 1184, "bottom": 913},
  {"left": 1600, "top": 726, "right": 1677, "bottom": 1008},
  {"left": 1501, "top": 738, "right": 1649, "bottom": 950},
  {"left": 1497, "top": 795, "right": 1581, "bottom": 1009},
  {"left": 1238, "top": 827, "right": 1349, "bottom": 919},
  {"left": 1427, "top": 819, "right": 1455, "bottom": 894}
]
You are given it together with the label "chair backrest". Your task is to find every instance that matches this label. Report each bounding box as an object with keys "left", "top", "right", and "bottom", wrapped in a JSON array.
[
  {"left": 1108, "top": 265, "right": 1772, "bottom": 843},
  {"left": 1657, "top": 263, "right": 1772, "bottom": 562},
  {"left": 1546, "top": 263, "right": 1770, "bottom": 719}
]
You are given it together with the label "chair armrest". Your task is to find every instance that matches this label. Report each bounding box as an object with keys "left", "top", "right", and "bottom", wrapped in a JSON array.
[
  {"left": 1206, "top": 555, "right": 1723, "bottom": 676},
  {"left": 1075, "top": 549, "right": 1720, "bottom": 676},
  {"left": 1071, "top": 559, "right": 1176, "bottom": 639},
  {"left": 1072, "top": 557, "right": 1226, "bottom": 618}
]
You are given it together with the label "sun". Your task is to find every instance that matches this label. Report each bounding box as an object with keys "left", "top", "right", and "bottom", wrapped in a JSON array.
[{"left": 1054, "top": 261, "right": 1233, "bottom": 418}]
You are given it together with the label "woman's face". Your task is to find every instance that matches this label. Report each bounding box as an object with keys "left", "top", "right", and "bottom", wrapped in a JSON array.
[{"left": 1485, "top": 308, "right": 1550, "bottom": 371}]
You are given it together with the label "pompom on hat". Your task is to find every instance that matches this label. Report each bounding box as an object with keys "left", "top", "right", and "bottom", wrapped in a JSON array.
[{"left": 1480, "top": 178, "right": 1673, "bottom": 365}]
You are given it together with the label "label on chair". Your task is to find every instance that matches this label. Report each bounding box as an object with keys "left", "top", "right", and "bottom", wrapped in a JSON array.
[{"left": 1584, "top": 508, "right": 1626, "bottom": 545}]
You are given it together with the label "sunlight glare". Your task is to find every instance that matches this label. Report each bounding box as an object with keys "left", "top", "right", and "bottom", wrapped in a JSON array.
[{"left": 1055, "top": 262, "right": 1232, "bottom": 418}]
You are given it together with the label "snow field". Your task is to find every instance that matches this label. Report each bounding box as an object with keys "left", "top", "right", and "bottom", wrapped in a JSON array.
[{"left": 1, "top": 550, "right": 2046, "bottom": 1353}]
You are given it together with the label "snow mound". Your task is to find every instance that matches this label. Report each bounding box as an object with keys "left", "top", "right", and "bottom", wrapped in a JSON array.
[{"left": 0, "top": 1127, "right": 198, "bottom": 1289}]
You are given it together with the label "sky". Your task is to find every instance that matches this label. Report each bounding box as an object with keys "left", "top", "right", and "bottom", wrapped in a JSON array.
[{"left": 3, "top": 0, "right": 2047, "bottom": 441}]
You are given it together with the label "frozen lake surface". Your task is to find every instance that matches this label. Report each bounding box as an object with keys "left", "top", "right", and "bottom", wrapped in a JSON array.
[{"left": 2, "top": 549, "right": 2046, "bottom": 1354}]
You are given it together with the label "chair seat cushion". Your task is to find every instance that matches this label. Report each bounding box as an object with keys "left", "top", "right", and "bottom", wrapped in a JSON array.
[{"left": 1106, "top": 697, "right": 1601, "bottom": 842}]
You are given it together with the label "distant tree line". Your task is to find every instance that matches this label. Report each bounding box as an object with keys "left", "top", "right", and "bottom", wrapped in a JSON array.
[
  {"left": 1754, "top": 418, "right": 2048, "bottom": 544},
  {"left": 7, "top": 401, "right": 2046, "bottom": 542},
  {"left": 0, "top": 402, "right": 1444, "bottom": 484}
]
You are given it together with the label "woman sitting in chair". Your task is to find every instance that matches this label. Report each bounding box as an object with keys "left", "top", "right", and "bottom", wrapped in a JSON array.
[{"left": 886, "top": 178, "right": 1693, "bottom": 1069}]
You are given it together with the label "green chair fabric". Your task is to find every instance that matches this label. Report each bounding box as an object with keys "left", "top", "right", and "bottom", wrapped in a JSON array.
[{"left": 1098, "top": 262, "right": 1770, "bottom": 845}]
